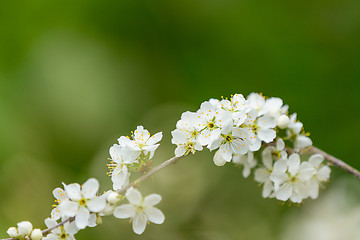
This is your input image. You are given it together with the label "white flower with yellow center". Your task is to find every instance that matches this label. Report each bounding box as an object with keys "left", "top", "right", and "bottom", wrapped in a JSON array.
[
  {"left": 171, "top": 129, "right": 203, "bottom": 156},
  {"left": 218, "top": 94, "right": 249, "bottom": 126},
  {"left": 59, "top": 178, "right": 106, "bottom": 229},
  {"left": 209, "top": 127, "right": 249, "bottom": 166},
  {"left": 107, "top": 144, "right": 130, "bottom": 191},
  {"left": 270, "top": 154, "right": 316, "bottom": 203},
  {"left": 118, "top": 126, "right": 162, "bottom": 163},
  {"left": 113, "top": 187, "right": 165, "bottom": 235},
  {"left": 195, "top": 101, "right": 232, "bottom": 146},
  {"left": 242, "top": 110, "right": 277, "bottom": 151},
  {"left": 43, "top": 218, "right": 78, "bottom": 240}
]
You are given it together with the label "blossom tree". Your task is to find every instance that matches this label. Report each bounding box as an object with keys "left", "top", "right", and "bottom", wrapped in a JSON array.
[{"left": 3, "top": 93, "right": 359, "bottom": 240}]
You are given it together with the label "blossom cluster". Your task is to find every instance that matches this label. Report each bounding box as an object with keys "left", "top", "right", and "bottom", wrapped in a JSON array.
[{"left": 171, "top": 93, "right": 331, "bottom": 203}]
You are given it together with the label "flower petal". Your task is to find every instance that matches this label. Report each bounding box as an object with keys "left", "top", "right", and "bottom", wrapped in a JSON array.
[
  {"left": 63, "top": 183, "right": 82, "bottom": 201},
  {"left": 82, "top": 178, "right": 99, "bottom": 199},
  {"left": 257, "top": 129, "right": 276, "bottom": 143},
  {"left": 75, "top": 207, "right": 90, "bottom": 229},
  {"left": 59, "top": 201, "right": 79, "bottom": 217},
  {"left": 144, "top": 207, "right": 165, "bottom": 224},
  {"left": 144, "top": 194, "right": 162, "bottom": 207},
  {"left": 288, "top": 154, "right": 300, "bottom": 176},
  {"left": 113, "top": 204, "right": 136, "bottom": 219},
  {"left": 318, "top": 165, "right": 331, "bottom": 181},
  {"left": 132, "top": 213, "right": 148, "bottom": 235},
  {"left": 275, "top": 183, "right": 292, "bottom": 201},
  {"left": 309, "top": 154, "right": 324, "bottom": 168},
  {"left": 87, "top": 197, "right": 106, "bottom": 213},
  {"left": 125, "top": 187, "right": 143, "bottom": 205}
]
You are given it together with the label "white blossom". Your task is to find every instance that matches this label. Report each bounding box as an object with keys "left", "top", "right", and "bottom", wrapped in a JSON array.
[
  {"left": 270, "top": 154, "right": 316, "bottom": 203},
  {"left": 108, "top": 144, "right": 130, "bottom": 191},
  {"left": 59, "top": 178, "right": 106, "bottom": 229},
  {"left": 43, "top": 218, "right": 78, "bottom": 240},
  {"left": 51, "top": 187, "right": 69, "bottom": 220},
  {"left": 17, "top": 221, "right": 33, "bottom": 236},
  {"left": 7, "top": 227, "right": 18, "bottom": 238},
  {"left": 113, "top": 187, "right": 165, "bottom": 235},
  {"left": 307, "top": 154, "right": 331, "bottom": 199},
  {"left": 30, "top": 229, "right": 43, "bottom": 240},
  {"left": 287, "top": 113, "right": 312, "bottom": 151},
  {"left": 118, "top": 125, "right": 162, "bottom": 163}
]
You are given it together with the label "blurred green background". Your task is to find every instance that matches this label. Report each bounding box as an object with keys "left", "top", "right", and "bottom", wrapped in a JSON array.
[{"left": 0, "top": 0, "right": 359, "bottom": 239}]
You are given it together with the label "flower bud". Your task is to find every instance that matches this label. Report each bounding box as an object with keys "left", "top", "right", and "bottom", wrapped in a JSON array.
[
  {"left": 277, "top": 115, "right": 290, "bottom": 129},
  {"left": 107, "top": 192, "right": 121, "bottom": 204},
  {"left": 30, "top": 229, "right": 43, "bottom": 240},
  {"left": 17, "top": 221, "right": 33, "bottom": 235},
  {"left": 7, "top": 227, "right": 19, "bottom": 237},
  {"left": 96, "top": 215, "right": 103, "bottom": 225}
]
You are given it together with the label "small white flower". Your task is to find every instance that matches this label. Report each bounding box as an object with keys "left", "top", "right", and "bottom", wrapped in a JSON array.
[
  {"left": 195, "top": 101, "right": 233, "bottom": 146},
  {"left": 30, "top": 229, "right": 43, "bottom": 240},
  {"left": 259, "top": 97, "right": 288, "bottom": 121},
  {"left": 219, "top": 94, "right": 249, "bottom": 126},
  {"left": 59, "top": 178, "right": 106, "bottom": 229},
  {"left": 118, "top": 126, "right": 162, "bottom": 163},
  {"left": 43, "top": 218, "right": 78, "bottom": 240},
  {"left": 262, "top": 138, "right": 287, "bottom": 161},
  {"left": 242, "top": 110, "right": 277, "bottom": 151},
  {"left": 17, "top": 221, "right": 33, "bottom": 236},
  {"left": 208, "top": 127, "right": 249, "bottom": 164},
  {"left": 113, "top": 187, "right": 165, "bottom": 235},
  {"left": 233, "top": 152, "right": 257, "bottom": 178},
  {"left": 171, "top": 129, "right": 203, "bottom": 156},
  {"left": 270, "top": 154, "right": 316, "bottom": 203},
  {"left": 307, "top": 154, "right": 331, "bottom": 199},
  {"left": 7, "top": 227, "right": 18, "bottom": 238},
  {"left": 108, "top": 144, "right": 130, "bottom": 191}
]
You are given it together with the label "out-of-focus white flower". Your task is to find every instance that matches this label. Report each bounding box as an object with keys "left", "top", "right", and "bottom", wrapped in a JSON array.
[
  {"left": 59, "top": 178, "right": 106, "bottom": 229},
  {"left": 233, "top": 152, "right": 257, "bottom": 178},
  {"left": 270, "top": 154, "right": 316, "bottom": 203},
  {"left": 113, "top": 187, "right": 165, "bottom": 235},
  {"left": 259, "top": 97, "right": 288, "bottom": 121},
  {"left": 247, "top": 93, "right": 266, "bottom": 113},
  {"left": 118, "top": 125, "right": 162, "bottom": 162},
  {"left": 43, "top": 217, "right": 78, "bottom": 240},
  {"left": 254, "top": 150, "right": 276, "bottom": 198},
  {"left": 307, "top": 154, "right": 331, "bottom": 199}
]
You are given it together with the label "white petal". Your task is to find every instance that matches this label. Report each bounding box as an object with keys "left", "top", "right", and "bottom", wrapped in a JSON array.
[
  {"left": 298, "top": 162, "right": 316, "bottom": 181},
  {"left": 270, "top": 172, "right": 288, "bottom": 190},
  {"left": 294, "top": 135, "right": 312, "bottom": 151},
  {"left": 144, "top": 194, "right": 162, "bottom": 207},
  {"left": 275, "top": 183, "right": 292, "bottom": 201},
  {"left": 50, "top": 207, "right": 61, "bottom": 220},
  {"left": 175, "top": 146, "right": 186, "bottom": 157},
  {"left": 43, "top": 234, "right": 59, "bottom": 240},
  {"left": 146, "top": 132, "right": 163, "bottom": 145},
  {"left": 63, "top": 183, "right": 82, "bottom": 201},
  {"left": 257, "top": 129, "right": 276, "bottom": 143},
  {"left": 309, "top": 154, "right": 324, "bottom": 168},
  {"left": 109, "top": 144, "right": 123, "bottom": 163},
  {"left": 257, "top": 116, "right": 276, "bottom": 129},
  {"left": 44, "top": 218, "right": 57, "bottom": 230},
  {"left": 53, "top": 187, "right": 68, "bottom": 201},
  {"left": 59, "top": 201, "right": 79, "bottom": 217},
  {"left": 308, "top": 179, "right": 319, "bottom": 199},
  {"left": 288, "top": 154, "right": 300, "bottom": 176},
  {"left": 82, "top": 178, "right": 99, "bottom": 199},
  {"left": 254, "top": 168, "right": 269, "bottom": 183},
  {"left": 132, "top": 213, "right": 147, "bottom": 235},
  {"left": 273, "top": 159, "right": 287, "bottom": 173},
  {"left": 249, "top": 138, "right": 261, "bottom": 151},
  {"left": 262, "top": 181, "right": 274, "bottom": 198},
  {"left": 88, "top": 213, "right": 97, "bottom": 227},
  {"left": 276, "top": 138, "right": 285, "bottom": 151},
  {"left": 87, "top": 197, "right": 106, "bottom": 213},
  {"left": 213, "top": 150, "right": 227, "bottom": 166},
  {"left": 125, "top": 187, "right": 143, "bottom": 205},
  {"left": 317, "top": 165, "right": 331, "bottom": 181},
  {"left": 144, "top": 207, "right": 165, "bottom": 224},
  {"left": 113, "top": 204, "right": 136, "bottom": 219},
  {"left": 64, "top": 221, "right": 78, "bottom": 235},
  {"left": 75, "top": 207, "right": 90, "bottom": 229}
]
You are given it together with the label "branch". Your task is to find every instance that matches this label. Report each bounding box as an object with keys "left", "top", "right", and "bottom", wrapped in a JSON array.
[
  {"left": 1, "top": 156, "right": 183, "bottom": 240},
  {"left": 305, "top": 146, "right": 360, "bottom": 179}
]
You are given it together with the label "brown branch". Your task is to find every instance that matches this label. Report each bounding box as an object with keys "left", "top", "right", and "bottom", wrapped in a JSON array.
[{"left": 1, "top": 156, "right": 183, "bottom": 240}]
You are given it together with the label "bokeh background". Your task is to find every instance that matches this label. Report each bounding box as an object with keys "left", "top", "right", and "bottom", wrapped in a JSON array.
[{"left": 0, "top": 1, "right": 359, "bottom": 239}]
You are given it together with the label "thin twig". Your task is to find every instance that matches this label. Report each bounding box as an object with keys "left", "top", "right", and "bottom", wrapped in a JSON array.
[
  {"left": 305, "top": 146, "right": 360, "bottom": 179},
  {"left": 1, "top": 156, "right": 184, "bottom": 240}
]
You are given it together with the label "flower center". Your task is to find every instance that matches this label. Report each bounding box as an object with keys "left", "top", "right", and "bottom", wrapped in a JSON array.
[
  {"left": 60, "top": 233, "right": 68, "bottom": 239},
  {"left": 136, "top": 205, "right": 144, "bottom": 213},
  {"left": 207, "top": 121, "right": 216, "bottom": 130},
  {"left": 225, "top": 135, "right": 233, "bottom": 142},
  {"left": 79, "top": 198, "right": 87, "bottom": 206},
  {"left": 289, "top": 176, "right": 297, "bottom": 183}
]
